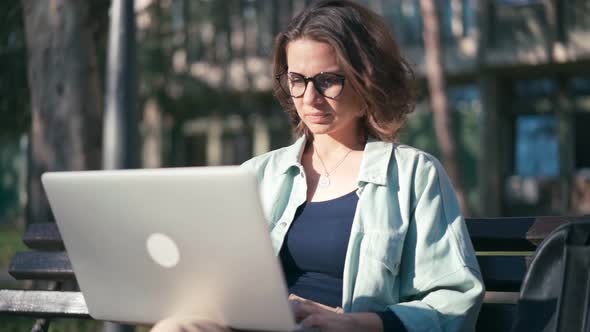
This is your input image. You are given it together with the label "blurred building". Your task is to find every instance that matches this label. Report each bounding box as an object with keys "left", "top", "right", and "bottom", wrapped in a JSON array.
[
  {"left": 378, "top": 0, "right": 590, "bottom": 217},
  {"left": 138, "top": 0, "right": 590, "bottom": 217}
]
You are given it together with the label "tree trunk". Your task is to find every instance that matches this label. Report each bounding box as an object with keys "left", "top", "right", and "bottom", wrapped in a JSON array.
[
  {"left": 142, "top": 98, "right": 163, "bottom": 168},
  {"left": 420, "top": 0, "right": 470, "bottom": 215},
  {"left": 102, "top": 0, "right": 138, "bottom": 171},
  {"left": 21, "top": 0, "right": 107, "bottom": 224}
]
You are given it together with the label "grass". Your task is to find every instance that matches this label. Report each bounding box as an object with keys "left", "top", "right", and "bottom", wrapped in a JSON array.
[
  {"left": 0, "top": 318, "right": 152, "bottom": 331},
  {"left": 0, "top": 222, "right": 26, "bottom": 291},
  {"left": 0, "top": 317, "right": 35, "bottom": 332},
  {"left": 0, "top": 223, "right": 26, "bottom": 268},
  {"left": 0, "top": 318, "right": 107, "bottom": 332}
]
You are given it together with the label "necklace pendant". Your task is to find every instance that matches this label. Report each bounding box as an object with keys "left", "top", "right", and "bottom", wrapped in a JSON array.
[{"left": 318, "top": 175, "right": 331, "bottom": 188}]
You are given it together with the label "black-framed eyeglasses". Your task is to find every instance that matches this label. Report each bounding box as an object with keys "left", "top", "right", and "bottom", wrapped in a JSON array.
[{"left": 276, "top": 71, "right": 346, "bottom": 99}]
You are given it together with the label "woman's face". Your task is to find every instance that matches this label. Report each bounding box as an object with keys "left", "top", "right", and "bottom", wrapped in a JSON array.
[{"left": 285, "top": 38, "right": 364, "bottom": 140}]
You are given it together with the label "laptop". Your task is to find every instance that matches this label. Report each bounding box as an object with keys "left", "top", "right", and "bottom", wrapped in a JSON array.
[{"left": 41, "top": 167, "right": 302, "bottom": 331}]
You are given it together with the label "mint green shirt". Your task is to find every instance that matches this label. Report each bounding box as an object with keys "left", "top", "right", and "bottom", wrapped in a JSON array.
[{"left": 241, "top": 136, "right": 484, "bottom": 332}]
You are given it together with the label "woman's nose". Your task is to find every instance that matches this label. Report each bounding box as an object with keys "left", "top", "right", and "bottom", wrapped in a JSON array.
[{"left": 302, "top": 81, "right": 322, "bottom": 105}]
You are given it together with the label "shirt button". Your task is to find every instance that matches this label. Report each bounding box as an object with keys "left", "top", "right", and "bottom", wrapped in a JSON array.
[{"left": 279, "top": 221, "right": 288, "bottom": 228}]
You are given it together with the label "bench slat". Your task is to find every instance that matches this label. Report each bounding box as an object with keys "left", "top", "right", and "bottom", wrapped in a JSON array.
[
  {"left": 0, "top": 289, "right": 89, "bottom": 318},
  {"left": 22, "top": 222, "right": 64, "bottom": 251},
  {"left": 484, "top": 291, "right": 519, "bottom": 304},
  {"left": 465, "top": 217, "right": 580, "bottom": 251},
  {"left": 9, "top": 252, "right": 526, "bottom": 292},
  {"left": 0, "top": 290, "right": 519, "bottom": 331},
  {"left": 477, "top": 255, "right": 531, "bottom": 292},
  {"left": 9, "top": 252, "right": 75, "bottom": 281},
  {"left": 26, "top": 217, "right": 589, "bottom": 252}
]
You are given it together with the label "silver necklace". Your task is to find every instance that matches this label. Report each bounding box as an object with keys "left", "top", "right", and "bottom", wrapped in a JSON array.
[{"left": 313, "top": 145, "right": 353, "bottom": 189}]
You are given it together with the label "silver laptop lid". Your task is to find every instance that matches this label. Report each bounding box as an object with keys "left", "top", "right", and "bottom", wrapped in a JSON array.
[{"left": 42, "top": 167, "right": 297, "bottom": 331}]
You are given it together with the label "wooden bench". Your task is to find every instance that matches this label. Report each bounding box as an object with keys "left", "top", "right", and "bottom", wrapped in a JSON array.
[{"left": 1, "top": 216, "right": 589, "bottom": 331}]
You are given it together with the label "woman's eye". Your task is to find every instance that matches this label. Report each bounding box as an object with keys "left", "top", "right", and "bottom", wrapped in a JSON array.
[{"left": 318, "top": 78, "right": 336, "bottom": 87}]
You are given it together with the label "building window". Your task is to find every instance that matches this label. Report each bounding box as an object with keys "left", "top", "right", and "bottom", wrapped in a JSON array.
[{"left": 515, "top": 115, "right": 559, "bottom": 177}]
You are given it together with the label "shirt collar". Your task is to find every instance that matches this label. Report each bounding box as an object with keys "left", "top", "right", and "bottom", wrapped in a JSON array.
[
  {"left": 356, "top": 136, "right": 392, "bottom": 186},
  {"left": 276, "top": 135, "right": 307, "bottom": 175},
  {"left": 276, "top": 135, "right": 392, "bottom": 186}
]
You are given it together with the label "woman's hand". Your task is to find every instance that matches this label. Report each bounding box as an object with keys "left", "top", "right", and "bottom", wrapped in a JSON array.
[
  {"left": 289, "top": 294, "right": 344, "bottom": 321},
  {"left": 288, "top": 294, "right": 383, "bottom": 332}
]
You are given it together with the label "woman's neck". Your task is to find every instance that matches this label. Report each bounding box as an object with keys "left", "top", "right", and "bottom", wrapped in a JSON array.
[{"left": 309, "top": 133, "right": 365, "bottom": 159}]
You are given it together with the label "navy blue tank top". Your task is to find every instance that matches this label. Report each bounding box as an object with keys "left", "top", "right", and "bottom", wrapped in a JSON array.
[
  {"left": 278, "top": 190, "right": 408, "bottom": 332},
  {"left": 279, "top": 190, "right": 358, "bottom": 307}
]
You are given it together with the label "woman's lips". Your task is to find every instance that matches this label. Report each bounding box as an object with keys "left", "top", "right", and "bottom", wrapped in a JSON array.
[{"left": 305, "top": 112, "right": 331, "bottom": 123}]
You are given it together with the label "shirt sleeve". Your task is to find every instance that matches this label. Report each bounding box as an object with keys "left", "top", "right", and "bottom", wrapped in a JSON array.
[{"left": 387, "top": 156, "right": 485, "bottom": 332}]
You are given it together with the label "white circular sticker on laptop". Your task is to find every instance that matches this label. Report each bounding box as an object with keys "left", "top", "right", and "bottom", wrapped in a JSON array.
[{"left": 146, "top": 233, "right": 180, "bottom": 268}]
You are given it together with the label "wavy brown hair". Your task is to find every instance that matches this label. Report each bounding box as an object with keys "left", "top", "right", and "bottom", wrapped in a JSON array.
[{"left": 272, "top": 0, "right": 416, "bottom": 142}]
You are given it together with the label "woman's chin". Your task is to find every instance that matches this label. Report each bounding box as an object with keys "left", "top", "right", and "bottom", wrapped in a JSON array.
[{"left": 306, "top": 124, "right": 334, "bottom": 136}]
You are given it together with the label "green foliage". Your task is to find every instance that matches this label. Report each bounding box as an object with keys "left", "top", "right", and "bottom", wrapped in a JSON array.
[
  {"left": 48, "top": 319, "right": 105, "bottom": 332},
  {"left": 0, "top": 139, "right": 24, "bottom": 225},
  {"left": 0, "top": 1, "right": 29, "bottom": 142},
  {"left": 0, "top": 223, "right": 25, "bottom": 269},
  {"left": 0, "top": 318, "right": 105, "bottom": 332},
  {"left": 0, "top": 317, "right": 34, "bottom": 332}
]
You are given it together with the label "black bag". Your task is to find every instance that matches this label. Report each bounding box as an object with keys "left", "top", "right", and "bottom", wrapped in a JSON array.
[{"left": 512, "top": 221, "right": 590, "bottom": 332}]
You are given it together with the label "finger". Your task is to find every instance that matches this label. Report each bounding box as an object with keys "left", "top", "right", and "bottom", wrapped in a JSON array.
[
  {"left": 301, "top": 314, "right": 350, "bottom": 332},
  {"left": 288, "top": 294, "right": 305, "bottom": 310},
  {"left": 289, "top": 294, "right": 341, "bottom": 313},
  {"left": 289, "top": 301, "right": 306, "bottom": 321},
  {"left": 151, "top": 317, "right": 230, "bottom": 332},
  {"left": 301, "top": 313, "right": 322, "bottom": 328},
  {"left": 299, "top": 300, "right": 342, "bottom": 316},
  {"left": 292, "top": 301, "right": 322, "bottom": 322},
  {"left": 288, "top": 294, "right": 324, "bottom": 321},
  {"left": 319, "top": 304, "right": 343, "bottom": 314},
  {"left": 298, "top": 300, "right": 327, "bottom": 315},
  {"left": 289, "top": 294, "right": 311, "bottom": 320}
]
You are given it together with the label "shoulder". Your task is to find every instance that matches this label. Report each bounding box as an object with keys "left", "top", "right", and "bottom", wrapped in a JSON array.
[
  {"left": 393, "top": 144, "right": 443, "bottom": 175},
  {"left": 241, "top": 146, "right": 291, "bottom": 173},
  {"left": 240, "top": 136, "right": 305, "bottom": 178},
  {"left": 392, "top": 144, "right": 450, "bottom": 193}
]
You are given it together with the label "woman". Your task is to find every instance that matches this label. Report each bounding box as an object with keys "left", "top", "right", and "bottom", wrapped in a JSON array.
[{"left": 153, "top": 1, "right": 484, "bottom": 331}]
